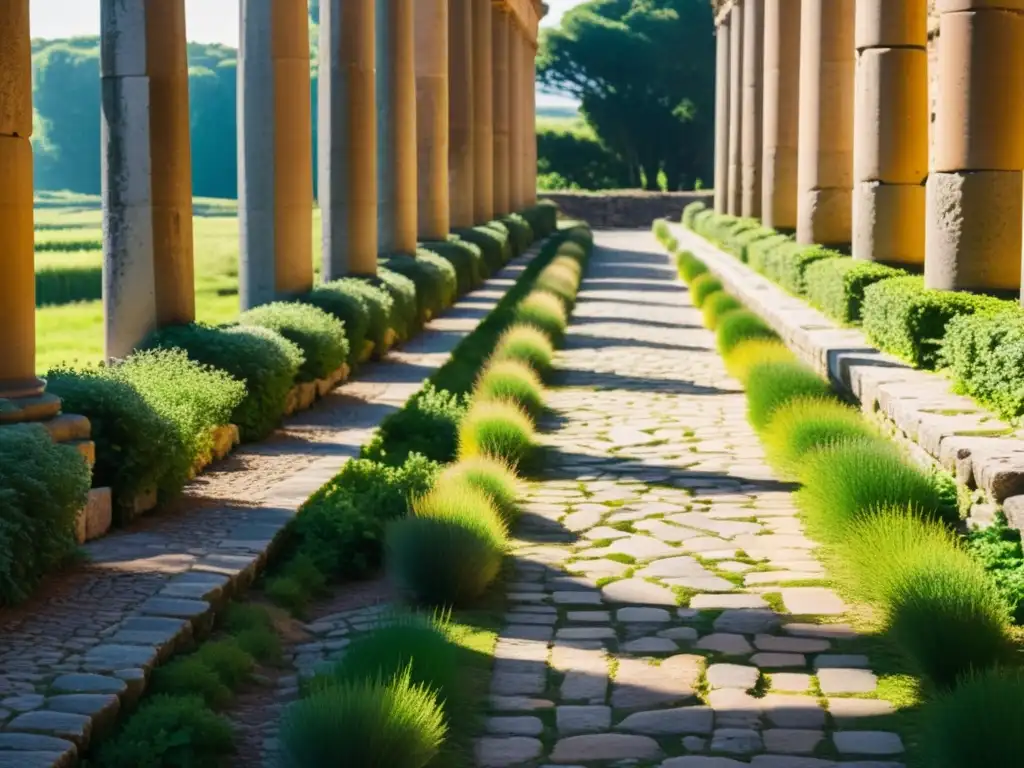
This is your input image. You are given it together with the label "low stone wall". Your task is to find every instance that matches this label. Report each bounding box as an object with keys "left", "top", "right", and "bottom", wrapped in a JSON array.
[
  {"left": 541, "top": 191, "right": 712, "bottom": 229},
  {"left": 674, "top": 224, "right": 1024, "bottom": 530}
]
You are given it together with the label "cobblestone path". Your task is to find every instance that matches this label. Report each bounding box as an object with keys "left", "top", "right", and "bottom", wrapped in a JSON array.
[{"left": 476, "top": 231, "right": 906, "bottom": 768}]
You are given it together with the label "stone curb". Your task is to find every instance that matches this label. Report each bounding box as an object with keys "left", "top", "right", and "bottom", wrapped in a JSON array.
[{"left": 673, "top": 225, "right": 1024, "bottom": 524}]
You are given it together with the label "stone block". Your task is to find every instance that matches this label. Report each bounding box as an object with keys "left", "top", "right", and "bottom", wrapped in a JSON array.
[
  {"left": 0, "top": 393, "right": 62, "bottom": 425},
  {"left": 0, "top": 733, "right": 77, "bottom": 768},
  {"left": 66, "top": 439, "right": 96, "bottom": 466},
  {"left": 5, "top": 711, "right": 92, "bottom": 749},
  {"left": 132, "top": 487, "right": 158, "bottom": 517},
  {"left": 77, "top": 487, "right": 112, "bottom": 543},
  {"left": 210, "top": 424, "right": 239, "bottom": 460},
  {"left": 852, "top": 182, "right": 925, "bottom": 266}
]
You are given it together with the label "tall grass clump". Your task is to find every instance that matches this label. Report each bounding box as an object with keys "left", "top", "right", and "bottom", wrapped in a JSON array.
[
  {"left": 723, "top": 338, "right": 794, "bottom": 383},
  {"left": 690, "top": 273, "right": 724, "bottom": 308},
  {"left": 515, "top": 290, "right": 569, "bottom": 342},
  {"left": 279, "top": 670, "right": 446, "bottom": 768},
  {"left": 676, "top": 251, "right": 708, "bottom": 284},
  {"left": 702, "top": 291, "right": 743, "bottom": 330},
  {"left": 457, "top": 400, "right": 536, "bottom": 467},
  {"left": 762, "top": 397, "right": 881, "bottom": 476},
  {"left": 437, "top": 456, "right": 520, "bottom": 525},
  {"left": 716, "top": 309, "right": 778, "bottom": 357},
  {"left": 744, "top": 360, "right": 833, "bottom": 431},
  {"left": 491, "top": 325, "right": 555, "bottom": 376},
  {"left": 387, "top": 484, "right": 507, "bottom": 606},
  {"left": 474, "top": 359, "right": 545, "bottom": 419}
]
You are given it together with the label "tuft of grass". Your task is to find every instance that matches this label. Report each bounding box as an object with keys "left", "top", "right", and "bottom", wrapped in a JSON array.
[
  {"left": 690, "top": 273, "right": 724, "bottom": 308},
  {"left": 491, "top": 324, "right": 555, "bottom": 376},
  {"left": 279, "top": 669, "right": 447, "bottom": 768},
  {"left": 702, "top": 291, "right": 743, "bottom": 330},
  {"left": 716, "top": 309, "right": 779, "bottom": 358},
  {"left": 761, "top": 396, "right": 882, "bottom": 476},
  {"left": 515, "top": 290, "right": 569, "bottom": 342},
  {"left": 723, "top": 338, "right": 794, "bottom": 383},
  {"left": 235, "top": 626, "right": 283, "bottom": 666},
  {"left": 437, "top": 456, "right": 521, "bottom": 525},
  {"left": 193, "top": 639, "right": 255, "bottom": 689},
  {"left": 676, "top": 250, "right": 709, "bottom": 284},
  {"left": 150, "top": 658, "right": 233, "bottom": 709},
  {"left": 474, "top": 359, "right": 545, "bottom": 420},
  {"left": 744, "top": 360, "right": 833, "bottom": 432},
  {"left": 458, "top": 399, "right": 536, "bottom": 468}
]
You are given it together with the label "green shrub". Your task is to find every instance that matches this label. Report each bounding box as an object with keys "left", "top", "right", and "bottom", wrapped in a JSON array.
[
  {"left": 702, "top": 291, "right": 743, "bottom": 330},
  {"left": 388, "top": 484, "right": 507, "bottom": 606},
  {"left": 966, "top": 513, "right": 1024, "bottom": 624},
  {"left": 454, "top": 227, "right": 509, "bottom": 275},
  {"left": 745, "top": 360, "right": 833, "bottom": 431},
  {"left": 279, "top": 670, "right": 446, "bottom": 768},
  {"left": 728, "top": 225, "right": 777, "bottom": 262},
  {"left": 475, "top": 359, "right": 545, "bottom": 419},
  {"left": 804, "top": 258, "right": 908, "bottom": 324},
  {"left": 317, "top": 611, "right": 460, "bottom": 709},
  {"left": 374, "top": 267, "right": 419, "bottom": 341},
  {"left": 491, "top": 324, "right": 555, "bottom": 376},
  {"left": 500, "top": 213, "right": 534, "bottom": 256},
  {"left": 335, "top": 278, "right": 396, "bottom": 357},
  {"left": 763, "top": 244, "right": 842, "bottom": 295},
  {"left": 151, "top": 658, "right": 233, "bottom": 708},
  {"left": 716, "top": 309, "right": 779, "bottom": 357},
  {"left": 301, "top": 281, "right": 371, "bottom": 366},
  {"left": 235, "top": 626, "right": 283, "bottom": 665},
  {"left": 839, "top": 510, "right": 1011, "bottom": 688},
  {"left": 536, "top": 258, "right": 582, "bottom": 308},
  {"left": 0, "top": 424, "right": 90, "bottom": 604},
  {"left": 145, "top": 323, "right": 303, "bottom": 442},
  {"left": 458, "top": 399, "right": 536, "bottom": 468},
  {"left": 383, "top": 253, "right": 448, "bottom": 321},
  {"left": 416, "top": 249, "right": 459, "bottom": 307},
  {"left": 364, "top": 384, "right": 470, "bottom": 465},
  {"left": 862, "top": 276, "right": 1010, "bottom": 369},
  {"left": 437, "top": 456, "right": 520, "bottom": 525},
  {"left": 681, "top": 201, "right": 707, "bottom": 230},
  {"left": 515, "top": 290, "right": 569, "bottom": 342},
  {"left": 941, "top": 312, "right": 1024, "bottom": 420},
  {"left": 241, "top": 301, "right": 348, "bottom": 382},
  {"left": 266, "top": 574, "right": 310, "bottom": 615},
  {"left": 652, "top": 218, "right": 672, "bottom": 244},
  {"left": 224, "top": 602, "right": 274, "bottom": 634},
  {"left": 422, "top": 239, "right": 485, "bottom": 295},
  {"left": 520, "top": 200, "right": 559, "bottom": 238},
  {"left": 798, "top": 439, "right": 955, "bottom": 541},
  {"left": 676, "top": 250, "right": 709, "bottom": 284},
  {"left": 97, "top": 695, "right": 234, "bottom": 768},
  {"left": 762, "top": 397, "right": 880, "bottom": 477},
  {"left": 193, "top": 638, "right": 255, "bottom": 688},
  {"left": 922, "top": 669, "right": 1024, "bottom": 767},
  {"left": 690, "top": 273, "right": 724, "bottom": 308},
  {"left": 723, "top": 338, "right": 794, "bottom": 383},
  {"left": 745, "top": 234, "right": 792, "bottom": 274}
]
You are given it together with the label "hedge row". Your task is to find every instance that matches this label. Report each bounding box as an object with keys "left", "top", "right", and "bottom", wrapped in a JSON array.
[
  {"left": 1, "top": 202, "right": 558, "bottom": 608},
  {"left": 679, "top": 202, "right": 1024, "bottom": 418},
  {"left": 661, "top": 235, "right": 1024, "bottom": 766}
]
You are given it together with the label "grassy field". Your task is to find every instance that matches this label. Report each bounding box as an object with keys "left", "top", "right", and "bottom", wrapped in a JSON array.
[{"left": 33, "top": 194, "right": 325, "bottom": 373}]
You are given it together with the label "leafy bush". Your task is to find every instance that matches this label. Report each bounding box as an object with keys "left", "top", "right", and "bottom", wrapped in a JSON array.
[
  {"left": 235, "top": 625, "right": 283, "bottom": 665},
  {"left": 716, "top": 309, "right": 779, "bottom": 357},
  {"left": 364, "top": 384, "right": 470, "bottom": 465},
  {"left": 97, "top": 695, "right": 234, "bottom": 768},
  {"left": 422, "top": 239, "right": 485, "bottom": 295},
  {"left": 804, "top": 258, "right": 908, "bottom": 324},
  {"left": 279, "top": 670, "right": 446, "bottom": 768},
  {"left": 762, "top": 244, "right": 841, "bottom": 295},
  {"left": 375, "top": 267, "right": 419, "bottom": 341},
  {"left": 453, "top": 227, "right": 509, "bottom": 275},
  {"left": 384, "top": 254, "right": 448, "bottom": 322},
  {"left": 676, "top": 250, "right": 709, "bottom": 284},
  {"left": 516, "top": 290, "right": 569, "bottom": 342},
  {"left": 145, "top": 323, "right": 303, "bottom": 442},
  {"left": 966, "top": 513, "right": 1024, "bottom": 624},
  {"left": 746, "top": 234, "right": 793, "bottom": 274},
  {"left": 387, "top": 484, "right": 507, "bottom": 606},
  {"left": 416, "top": 249, "right": 459, "bottom": 307},
  {"left": 690, "top": 273, "right": 723, "bottom": 308},
  {"left": 941, "top": 312, "right": 1024, "bottom": 420},
  {"left": 475, "top": 360, "right": 545, "bottom": 420},
  {"left": 745, "top": 360, "right": 833, "bottom": 431},
  {"left": 723, "top": 338, "right": 794, "bottom": 383},
  {"left": 520, "top": 200, "right": 559, "bottom": 238},
  {"left": 437, "top": 456, "right": 520, "bottom": 525},
  {"left": 798, "top": 439, "right": 955, "bottom": 541},
  {"left": 922, "top": 669, "right": 1024, "bottom": 767},
  {"left": 0, "top": 424, "right": 90, "bottom": 604},
  {"left": 728, "top": 225, "right": 777, "bottom": 263},
  {"left": 491, "top": 325, "right": 555, "bottom": 376},
  {"left": 458, "top": 400, "right": 536, "bottom": 468},
  {"left": 762, "top": 396, "right": 880, "bottom": 477},
  {"left": 862, "top": 276, "right": 1009, "bottom": 369},
  {"left": 302, "top": 281, "right": 371, "bottom": 367},
  {"left": 702, "top": 291, "right": 743, "bottom": 330},
  {"left": 241, "top": 302, "right": 348, "bottom": 382},
  {"left": 500, "top": 213, "right": 534, "bottom": 256},
  {"left": 536, "top": 258, "right": 583, "bottom": 308},
  {"left": 151, "top": 658, "right": 233, "bottom": 708},
  {"left": 335, "top": 278, "right": 396, "bottom": 357},
  {"left": 193, "top": 638, "right": 255, "bottom": 688},
  {"left": 681, "top": 201, "right": 706, "bottom": 230}
]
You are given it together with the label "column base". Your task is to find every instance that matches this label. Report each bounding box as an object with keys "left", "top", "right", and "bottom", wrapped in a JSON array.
[
  {"left": 853, "top": 181, "right": 925, "bottom": 266},
  {"left": 762, "top": 148, "right": 799, "bottom": 231},
  {"left": 0, "top": 390, "right": 61, "bottom": 424},
  {"left": 925, "top": 170, "right": 1022, "bottom": 292},
  {"left": 797, "top": 187, "right": 852, "bottom": 248}
]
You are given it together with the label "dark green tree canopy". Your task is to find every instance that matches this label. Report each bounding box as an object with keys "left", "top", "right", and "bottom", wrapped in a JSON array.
[{"left": 538, "top": 0, "right": 715, "bottom": 190}]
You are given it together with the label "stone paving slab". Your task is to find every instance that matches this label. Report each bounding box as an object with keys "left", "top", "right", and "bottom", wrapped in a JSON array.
[
  {"left": 0, "top": 249, "right": 544, "bottom": 767},
  {"left": 476, "top": 231, "right": 906, "bottom": 767}
]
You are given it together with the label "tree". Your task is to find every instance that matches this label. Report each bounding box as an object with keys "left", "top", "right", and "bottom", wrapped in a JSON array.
[{"left": 538, "top": 0, "right": 715, "bottom": 191}]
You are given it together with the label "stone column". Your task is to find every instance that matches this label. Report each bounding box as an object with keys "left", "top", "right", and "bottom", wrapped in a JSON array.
[
  {"left": 741, "top": 0, "right": 764, "bottom": 218},
  {"left": 796, "top": 0, "right": 855, "bottom": 247},
  {"left": 320, "top": 0, "right": 377, "bottom": 278},
  {"left": 726, "top": 3, "right": 744, "bottom": 216},
  {"left": 761, "top": 0, "right": 800, "bottom": 230},
  {"left": 526, "top": 43, "right": 538, "bottom": 207},
  {"left": 853, "top": 0, "right": 927, "bottom": 265},
  {"left": 416, "top": 0, "right": 450, "bottom": 241},
  {"left": 492, "top": 9, "right": 512, "bottom": 216},
  {"left": 473, "top": 0, "right": 494, "bottom": 223},
  {"left": 714, "top": 16, "right": 731, "bottom": 214},
  {"left": 449, "top": 0, "right": 475, "bottom": 229},
  {"left": 101, "top": 0, "right": 195, "bottom": 360},
  {"left": 508, "top": 27, "right": 525, "bottom": 213},
  {"left": 238, "top": 0, "right": 314, "bottom": 309},
  {"left": 377, "top": 0, "right": 417, "bottom": 255},
  {"left": 926, "top": 1, "right": 1024, "bottom": 294},
  {"left": 0, "top": 0, "right": 45, "bottom": 407}
]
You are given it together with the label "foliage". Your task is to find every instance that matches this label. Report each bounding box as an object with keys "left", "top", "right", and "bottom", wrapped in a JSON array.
[
  {"left": 150, "top": 658, "right": 233, "bottom": 709},
  {"left": 374, "top": 267, "right": 418, "bottom": 341},
  {"left": 716, "top": 309, "right": 779, "bottom": 357},
  {"left": 454, "top": 226, "right": 510, "bottom": 275},
  {"left": 744, "top": 360, "right": 833, "bottom": 432},
  {"left": 689, "top": 273, "right": 723, "bottom": 308},
  {"left": 491, "top": 325, "right": 556, "bottom": 376},
  {"left": 723, "top": 338, "right": 794, "bottom": 383},
  {"left": 676, "top": 250, "right": 709, "bottom": 284},
  {"left": 681, "top": 201, "right": 706, "bottom": 229},
  {"left": 383, "top": 254, "right": 449, "bottom": 322},
  {"left": 702, "top": 291, "right": 742, "bottom": 330},
  {"left": 803, "top": 258, "right": 908, "bottom": 324},
  {"left": 966, "top": 513, "right": 1024, "bottom": 624},
  {"left": 240, "top": 301, "right": 348, "bottom": 382},
  {"left": 520, "top": 201, "right": 560, "bottom": 239},
  {"left": 0, "top": 424, "right": 90, "bottom": 604},
  {"left": 436, "top": 457, "right": 521, "bottom": 526},
  {"left": 760, "top": 244, "right": 841, "bottom": 296},
  {"left": 536, "top": 257, "right": 583, "bottom": 308},
  {"left": 537, "top": 123, "right": 633, "bottom": 189},
  {"left": 193, "top": 638, "right": 255, "bottom": 688},
  {"left": 423, "top": 239, "right": 485, "bottom": 295},
  {"left": 474, "top": 360, "right": 546, "bottom": 420},
  {"left": 415, "top": 250, "right": 459, "bottom": 308},
  {"left": 458, "top": 400, "right": 536, "bottom": 468},
  {"left": 499, "top": 214, "right": 534, "bottom": 256},
  {"left": 334, "top": 278, "right": 396, "bottom": 357},
  {"left": 941, "top": 311, "right": 1024, "bottom": 420},
  {"left": 302, "top": 281, "right": 371, "bottom": 367},
  {"left": 364, "top": 384, "right": 470, "bottom": 465},
  {"left": 516, "top": 290, "right": 569, "bottom": 342}
]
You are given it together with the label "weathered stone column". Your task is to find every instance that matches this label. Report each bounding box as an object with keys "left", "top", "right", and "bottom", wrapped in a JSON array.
[
  {"left": 926, "top": 0, "right": 1024, "bottom": 294},
  {"left": 239, "top": 0, "right": 314, "bottom": 308},
  {"left": 0, "top": 0, "right": 45, "bottom": 406},
  {"left": 796, "top": 0, "right": 855, "bottom": 247},
  {"left": 416, "top": 0, "right": 450, "bottom": 241},
  {"left": 101, "top": 0, "right": 195, "bottom": 360},
  {"left": 377, "top": 0, "right": 417, "bottom": 255},
  {"left": 448, "top": 0, "right": 475, "bottom": 229},
  {"left": 492, "top": 9, "right": 512, "bottom": 216},
  {"left": 853, "top": 0, "right": 927, "bottom": 265},
  {"left": 320, "top": 0, "right": 377, "bottom": 278},
  {"left": 526, "top": 43, "right": 538, "bottom": 207},
  {"left": 508, "top": 27, "right": 525, "bottom": 213},
  {"left": 741, "top": 0, "right": 764, "bottom": 218},
  {"left": 726, "top": 3, "right": 744, "bottom": 216},
  {"left": 714, "top": 15, "right": 731, "bottom": 214},
  {"left": 761, "top": 0, "right": 801, "bottom": 230},
  {"left": 473, "top": 0, "right": 495, "bottom": 223}
]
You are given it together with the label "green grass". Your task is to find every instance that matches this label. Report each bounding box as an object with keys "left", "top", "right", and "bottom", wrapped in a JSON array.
[
  {"left": 676, "top": 250, "right": 709, "bottom": 284},
  {"left": 690, "top": 273, "right": 724, "bottom": 308},
  {"left": 515, "top": 290, "right": 569, "bottom": 342},
  {"left": 437, "top": 457, "right": 521, "bottom": 525},
  {"left": 722, "top": 338, "right": 794, "bottom": 383},
  {"left": 716, "top": 309, "right": 779, "bottom": 357},
  {"left": 491, "top": 324, "right": 555, "bottom": 376},
  {"left": 744, "top": 360, "right": 834, "bottom": 432},
  {"left": 474, "top": 359, "right": 546, "bottom": 419},
  {"left": 458, "top": 400, "right": 536, "bottom": 468},
  {"left": 702, "top": 291, "right": 743, "bottom": 330}
]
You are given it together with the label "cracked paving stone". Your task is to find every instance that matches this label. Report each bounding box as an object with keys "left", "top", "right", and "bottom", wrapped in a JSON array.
[
  {"left": 611, "top": 656, "right": 702, "bottom": 710},
  {"left": 549, "top": 733, "right": 663, "bottom": 763}
]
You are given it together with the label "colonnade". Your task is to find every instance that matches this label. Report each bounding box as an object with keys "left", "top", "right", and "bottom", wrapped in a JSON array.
[
  {"left": 713, "top": 0, "right": 1024, "bottom": 300},
  {"left": 0, "top": 0, "right": 542, "bottom": 423}
]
